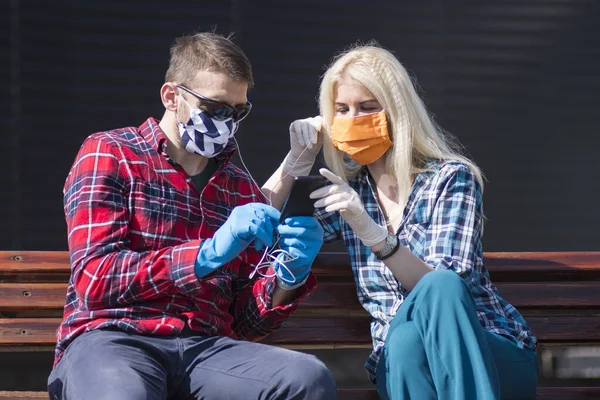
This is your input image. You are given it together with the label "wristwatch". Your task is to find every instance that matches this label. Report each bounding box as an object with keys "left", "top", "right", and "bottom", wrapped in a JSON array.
[{"left": 372, "top": 233, "right": 400, "bottom": 260}]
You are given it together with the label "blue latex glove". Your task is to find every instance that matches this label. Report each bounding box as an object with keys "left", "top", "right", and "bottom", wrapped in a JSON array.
[
  {"left": 274, "top": 216, "right": 324, "bottom": 286},
  {"left": 195, "top": 203, "right": 280, "bottom": 278}
]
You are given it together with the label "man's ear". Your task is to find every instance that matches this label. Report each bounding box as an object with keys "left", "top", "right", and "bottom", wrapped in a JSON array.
[{"left": 160, "top": 83, "right": 178, "bottom": 112}]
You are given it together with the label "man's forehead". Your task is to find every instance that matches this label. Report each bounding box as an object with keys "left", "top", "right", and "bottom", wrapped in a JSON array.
[{"left": 189, "top": 70, "right": 248, "bottom": 105}]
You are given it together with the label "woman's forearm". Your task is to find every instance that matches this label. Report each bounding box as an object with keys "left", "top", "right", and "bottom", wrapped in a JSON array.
[
  {"left": 371, "top": 240, "right": 433, "bottom": 291},
  {"left": 261, "top": 163, "right": 296, "bottom": 210}
]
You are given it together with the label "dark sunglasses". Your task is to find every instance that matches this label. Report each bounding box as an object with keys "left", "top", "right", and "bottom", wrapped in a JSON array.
[{"left": 176, "top": 85, "right": 252, "bottom": 122}]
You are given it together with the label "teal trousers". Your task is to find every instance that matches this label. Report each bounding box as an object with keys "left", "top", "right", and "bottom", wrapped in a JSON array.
[{"left": 376, "top": 270, "right": 538, "bottom": 400}]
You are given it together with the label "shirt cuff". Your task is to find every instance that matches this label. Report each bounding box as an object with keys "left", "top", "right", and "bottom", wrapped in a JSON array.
[
  {"left": 276, "top": 275, "right": 309, "bottom": 290},
  {"left": 170, "top": 239, "right": 204, "bottom": 296}
]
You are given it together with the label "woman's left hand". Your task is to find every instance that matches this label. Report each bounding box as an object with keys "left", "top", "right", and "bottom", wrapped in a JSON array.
[
  {"left": 275, "top": 216, "right": 324, "bottom": 287},
  {"left": 310, "top": 168, "right": 388, "bottom": 247}
]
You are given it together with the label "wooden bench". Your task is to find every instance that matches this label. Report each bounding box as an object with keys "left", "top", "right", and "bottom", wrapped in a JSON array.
[{"left": 1, "top": 251, "right": 599, "bottom": 399}]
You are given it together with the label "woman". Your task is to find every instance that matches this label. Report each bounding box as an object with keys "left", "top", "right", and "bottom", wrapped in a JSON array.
[{"left": 262, "top": 44, "right": 537, "bottom": 399}]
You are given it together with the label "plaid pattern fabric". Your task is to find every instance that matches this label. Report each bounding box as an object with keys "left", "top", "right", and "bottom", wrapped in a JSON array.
[
  {"left": 55, "top": 118, "right": 315, "bottom": 366},
  {"left": 315, "top": 160, "right": 537, "bottom": 381}
]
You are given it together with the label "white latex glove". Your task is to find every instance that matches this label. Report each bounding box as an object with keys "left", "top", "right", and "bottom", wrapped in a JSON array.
[
  {"left": 310, "top": 168, "right": 388, "bottom": 247},
  {"left": 282, "top": 116, "right": 323, "bottom": 177}
]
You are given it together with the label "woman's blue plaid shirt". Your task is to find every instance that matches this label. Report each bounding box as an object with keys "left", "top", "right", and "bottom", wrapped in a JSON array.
[{"left": 315, "top": 160, "right": 537, "bottom": 381}]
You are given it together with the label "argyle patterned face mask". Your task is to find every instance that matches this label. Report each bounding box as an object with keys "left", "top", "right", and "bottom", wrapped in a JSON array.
[{"left": 176, "top": 98, "right": 239, "bottom": 158}]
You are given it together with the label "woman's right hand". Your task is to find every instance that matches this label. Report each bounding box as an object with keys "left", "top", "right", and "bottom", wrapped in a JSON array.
[
  {"left": 310, "top": 168, "right": 388, "bottom": 247},
  {"left": 289, "top": 116, "right": 323, "bottom": 157},
  {"left": 283, "top": 116, "right": 323, "bottom": 176}
]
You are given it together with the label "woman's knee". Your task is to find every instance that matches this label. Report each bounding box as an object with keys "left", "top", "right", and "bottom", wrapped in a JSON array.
[
  {"left": 417, "top": 269, "right": 468, "bottom": 297},
  {"left": 385, "top": 322, "right": 426, "bottom": 366}
]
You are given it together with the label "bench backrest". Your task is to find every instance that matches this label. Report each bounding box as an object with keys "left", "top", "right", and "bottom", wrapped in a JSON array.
[{"left": 1, "top": 251, "right": 599, "bottom": 349}]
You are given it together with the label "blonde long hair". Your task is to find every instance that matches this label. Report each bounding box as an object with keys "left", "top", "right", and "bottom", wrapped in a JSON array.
[{"left": 319, "top": 44, "right": 484, "bottom": 210}]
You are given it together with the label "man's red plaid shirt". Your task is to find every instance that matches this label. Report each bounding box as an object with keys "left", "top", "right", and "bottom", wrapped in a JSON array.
[{"left": 55, "top": 118, "right": 316, "bottom": 365}]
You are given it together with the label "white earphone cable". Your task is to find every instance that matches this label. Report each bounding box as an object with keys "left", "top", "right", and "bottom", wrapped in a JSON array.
[{"left": 233, "top": 137, "right": 314, "bottom": 283}]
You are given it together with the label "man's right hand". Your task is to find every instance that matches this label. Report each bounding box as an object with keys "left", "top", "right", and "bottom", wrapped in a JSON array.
[
  {"left": 195, "top": 203, "right": 280, "bottom": 278},
  {"left": 282, "top": 116, "right": 323, "bottom": 177}
]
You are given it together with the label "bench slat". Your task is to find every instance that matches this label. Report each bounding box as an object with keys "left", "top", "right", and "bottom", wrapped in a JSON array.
[
  {"left": 1, "top": 388, "right": 600, "bottom": 400},
  {"left": 306, "top": 281, "right": 600, "bottom": 310},
  {"left": 0, "top": 284, "right": 68, "bottom": 310},
  {"left": 0, "top": 317, "right": 374, "bottom": 347},
  {"left": 497, "top": 282, "right": 600, "bottom": 308},
  {"left": 336, "top": 388, "right": 600, "bottom": 400},
  {"left": 2, "top": 281, "right": 600, "bottom": 312},
  {"left": 273, "top": 315, "right": 600, "bottom": 345},
  {"left": 314, "top": 252, "right": 600, "bottom": 281},
  {"left": 0, "top": 252, "right": 70, "bottom": 273},
  {"left": 2, "top": 251, "right": 600, "bottom": 282},
  {"left": 0, "top": 392, "right": 48, "bottom": 399},
  {"left": 536, "top": 386, "right": 600, "bottom": 399},
  {"left": 2, "top": 315, "right": 600, "bottom": 347},
  {"left": 0, "top": 319, "right": 58, "bottom": 345}
]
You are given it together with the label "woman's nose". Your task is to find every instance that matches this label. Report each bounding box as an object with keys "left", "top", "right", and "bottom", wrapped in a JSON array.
[{"left": 348, "top": 107, "right": 360, "bottom": 117}]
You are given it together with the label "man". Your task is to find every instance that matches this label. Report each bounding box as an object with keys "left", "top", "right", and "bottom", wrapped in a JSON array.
[{"left": 48, "top": 32, "right": 335, "bottom": 400}]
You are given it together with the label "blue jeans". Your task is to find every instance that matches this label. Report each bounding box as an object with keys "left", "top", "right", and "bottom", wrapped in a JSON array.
[
  {"left": 376, "top": 270, "right": 538, "bottom": 400},
  {"left": 48, "top": 329, "right": 336, "bottom": 400}
]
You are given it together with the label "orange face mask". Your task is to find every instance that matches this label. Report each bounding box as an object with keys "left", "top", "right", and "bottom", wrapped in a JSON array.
[{"left": 330, "top": 111, "right": 392, "bottom": 165}]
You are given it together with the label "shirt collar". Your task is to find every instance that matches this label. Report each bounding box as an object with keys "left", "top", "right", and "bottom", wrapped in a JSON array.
[{"left": 139, "top": 117, "right": 237, "bottom": 168}]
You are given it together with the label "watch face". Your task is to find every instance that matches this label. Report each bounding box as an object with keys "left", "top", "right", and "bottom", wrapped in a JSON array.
[
  {"left": 375, "top": 233, "right": 398, "bottom": 259},
  {"left": 387, "top": 235, "right": 394, "bottom": 245}
]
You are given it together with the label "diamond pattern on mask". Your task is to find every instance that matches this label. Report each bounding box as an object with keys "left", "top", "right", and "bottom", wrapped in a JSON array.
[{"left": 178, "top": 108, "right": 238, "bottom": 157}]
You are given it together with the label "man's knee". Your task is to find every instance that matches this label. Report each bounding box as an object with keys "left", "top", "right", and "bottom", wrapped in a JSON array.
[
  {"left": 50, "top": 362, "right": 161, "bottom": 400},
  {"left": 277, "top": 353, "right": 337, "bottom": 400},
  {"left": 48, "top": 331, "right": 165, "bottom": 400}
]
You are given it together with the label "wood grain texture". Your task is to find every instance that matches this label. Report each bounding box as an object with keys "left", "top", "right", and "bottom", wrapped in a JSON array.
[
  {"left": 2, "top": 251, "right": 600, "bottom": 281},
  {"left": 0, "top": 284, "right": 67, "bottom": 310},
  {"left": 0, "top": 252, "right": 70, "bottom": 273},
  {"left": 300, "top": 281, "right": 600, "bottom": 311},
  {"left": 312, "top": 252, "right": 600, "bottom": 281},
  {"left": 0, "top": 392, "right": 49, "bottom": 399},
  {"left": 536, "top": 386, "right": 600, "bottom": 399},
  {"left": 332, "top": 387, "right": 600, "bottom": 400},
  {"left": 1, "top": 387, "right": 600, "bottom": 400},
  {"left": 2, "top": 281, "right": 600, "bottom": 313},
  {"left": 1, "top": 315, "right": 599, "bottom": 347},
  {"left": 0, "top": 319, "right": 59, "bottom": 345}
]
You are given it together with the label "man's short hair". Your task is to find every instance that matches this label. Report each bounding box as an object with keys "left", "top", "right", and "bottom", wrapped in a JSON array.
[{"left": 165, "top": 32, "right": 254, "bottom": 88}]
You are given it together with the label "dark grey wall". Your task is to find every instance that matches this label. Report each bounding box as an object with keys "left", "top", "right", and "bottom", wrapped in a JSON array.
[{"left": 2, "top": 0, "right": 599, "bottom": 252}]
